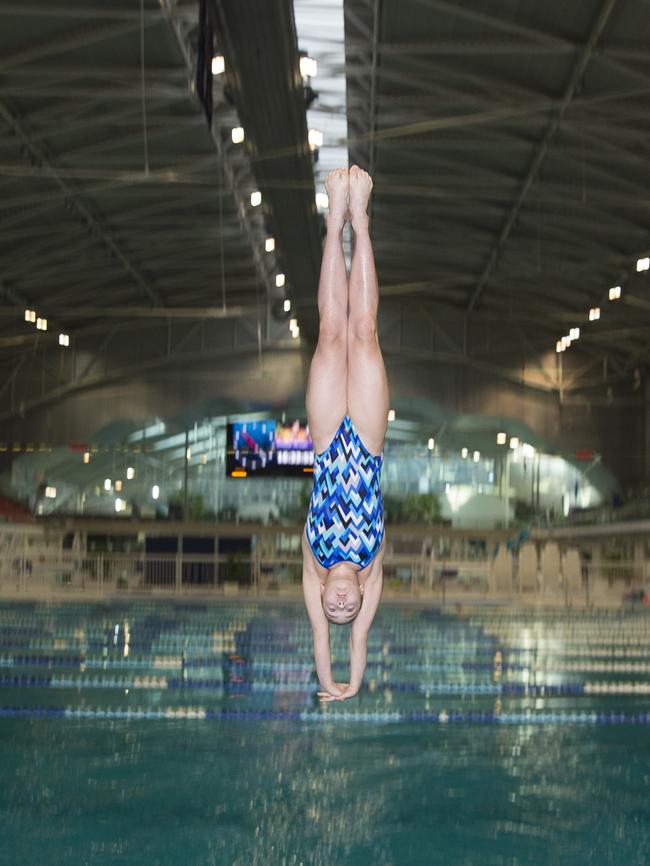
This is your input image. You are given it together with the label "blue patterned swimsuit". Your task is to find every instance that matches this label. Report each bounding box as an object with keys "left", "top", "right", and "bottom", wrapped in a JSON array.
[{"left": 306, "top": 415, "right": 384, "bottom": 569}]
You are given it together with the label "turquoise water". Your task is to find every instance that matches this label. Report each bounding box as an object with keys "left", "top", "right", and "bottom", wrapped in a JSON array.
[{"left": 1, "top": 601, "right": 649, "bottom": 865}]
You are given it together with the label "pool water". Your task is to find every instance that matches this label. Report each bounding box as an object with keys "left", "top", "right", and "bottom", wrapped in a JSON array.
[{"left": 1, "top": 600, "right": 649, "bottom": 865}]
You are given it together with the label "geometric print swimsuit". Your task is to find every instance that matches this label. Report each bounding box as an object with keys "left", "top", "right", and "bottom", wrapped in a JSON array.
[{"left": 306, "top": 414, "right": 384, "bottom": 570}]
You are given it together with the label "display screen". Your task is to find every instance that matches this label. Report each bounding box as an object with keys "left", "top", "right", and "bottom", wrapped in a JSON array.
[{"left": 226, "top": 419, "right": 314, "bottom": 477}]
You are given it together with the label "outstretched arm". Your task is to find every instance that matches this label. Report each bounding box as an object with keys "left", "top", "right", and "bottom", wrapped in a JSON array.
[
  {"left": 348, "top": 568, "right": 382, "bottom": 694},
  {"left": 318, "top": 554, "right": 384, "bottom": 702},
  {"left": 302, "top": 536, "right": 340, "bottom": 696}
]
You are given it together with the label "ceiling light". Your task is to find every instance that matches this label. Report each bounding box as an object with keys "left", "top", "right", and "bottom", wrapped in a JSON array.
[
  {"left": 461, "top": 447, "right": 468, "bottom": 458},
  {"left": 24, "top": 309, "right": 36, "bottom": 323},
  {"left": 36, "top": 317, "right": 47, "bottom": 331},
  {"left": 126, "top": 467, "right": 135, "bottom": 480},
  {"left": 59, "top": 333, "right": 70, "bottom": 347},
  {"left": 428, "top": 438, "right": 434, "bottom": 450},
  {"left": 250, "top": 191, "right": 262, "bottom": 207},
  {"left": 83, "top": 452, "right": 90, "bottom": 464},
  {"left": 308, "top": 128, "right": 323, "bottom": 150},
  {"left": 292, "top": 326, "right": 300, "bottom": 339},
  {"left": 315, "top": 192, "right": 329, "bottom": 209},
  {"left": 45, "top": 486, "right": 56, "bottom": 499},
  {"left": 114, "top": 480, "right": 123, "bottom": 492},
  {"left": 289, "top": 318, "right": 298, "bottom": 331},
  {"left": 283, "top": 299, "right": 291, "bottom": 313},
  {"left": 276, "top": 273, "right": 285, "bottom": 288},
  {"left": 388, "top": 409, "right": 396, "bottom": 421},
  {"left": 497, "top": 432, "right": 507, "bottom": 445},
  {"left": 608, "top": 285, "right": 621, "bottom": 300},
  {"left": 212, "top": 55, "right": 225, "bottom": 75},
  {"left": 473, "top": 450, "right": 480, "bottom": 462},
  {"left": 104, "top": 478, "right": 112, "bottom": 491},
  {"left": 265, "top": 237, "right": 275, "bottom": 253},
  {"left": 115, "top": 498, "right": 124, "bottom": 513},
  {"left": 509, "top": 437, "right": 519, "bottom": 449},
  {"left": 556, "top": 340, "right": 564, "bottom": 353},
  {"left": 152, "top": 485, "right": 160, "bottom": 500},
  {"left": 589, "top": 307, "right": 600, "bottom": 321},
  {"left": 569, "top": 327, "right": 580, "bottom": 340},
  {"left": 300, "top": 56, "right": 317, "bottom": 78},
  {"left": 231, "top": 126, "right": 244, "bottom": 144},
  {"left": 636, "top": 257, "right": 649, "bottom": 272}
]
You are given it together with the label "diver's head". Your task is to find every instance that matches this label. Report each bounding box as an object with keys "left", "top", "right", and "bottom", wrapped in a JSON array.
[{"left": 320, "top": 563, "right": 363, "bottom": 624}]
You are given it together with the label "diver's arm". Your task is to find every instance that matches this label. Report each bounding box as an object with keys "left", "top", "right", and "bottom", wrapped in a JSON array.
[
  {"left": 302, "top": 534, "right": 339, "bottom": 695},
  {"left": 347, "top": 564, "right": 383, "bottom": 695}
]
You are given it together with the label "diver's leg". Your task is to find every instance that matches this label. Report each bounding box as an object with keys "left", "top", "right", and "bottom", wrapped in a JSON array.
[
  {"left": 306, "top": 168, "right": 350, "bottom": 454},
  {"left": 346, "top": 165, "right": 389, "bottom": 456}
]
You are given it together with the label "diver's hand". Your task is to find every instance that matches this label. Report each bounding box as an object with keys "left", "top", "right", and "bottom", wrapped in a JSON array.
[
  {"left": 317, "top": 681, "right": 342, "bottom": 699},
  {"left": 317, "top": 683, "right": 359, "bottom": 702}
]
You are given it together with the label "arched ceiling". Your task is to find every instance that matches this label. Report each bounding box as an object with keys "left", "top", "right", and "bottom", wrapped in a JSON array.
[{"left": 1, "top": 0, "right": 650, "bottom": 428}]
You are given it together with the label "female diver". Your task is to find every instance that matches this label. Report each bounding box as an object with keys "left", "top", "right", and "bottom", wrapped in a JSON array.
[{"left": 302, "top": 165, "right": 389, "bottom": 703}]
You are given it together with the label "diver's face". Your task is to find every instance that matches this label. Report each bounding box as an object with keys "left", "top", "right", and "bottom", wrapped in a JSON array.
[{"left": 321, "top": 573, "right": 361, "bottom": 623}]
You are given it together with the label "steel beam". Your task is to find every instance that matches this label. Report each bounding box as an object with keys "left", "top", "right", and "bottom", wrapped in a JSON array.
[{"left": 466, "top": 0, "right": 620, "bottom": 318}]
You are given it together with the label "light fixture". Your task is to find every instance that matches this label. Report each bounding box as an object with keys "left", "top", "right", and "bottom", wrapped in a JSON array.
[
  {"left": 276, "top": 273, "right": 286, "bottom": 288},
  {"left": 569, "top": 327, "right": 580, "bottom": 340},
  {"left": 608, "top": 285, "right": 621, "bottom": 301},
  {"left": 308, "top": 128, "right": 323, "bottom": 150},
  {"left": 152, "top": 485, "right": 160, "bottom": 500},
  {"left": 289, "top": 318, "right": 298, "bottom": 331},
  {"left": 212, "top": 55, "right": 225, "bottom": 75},
  {"left": 589, "top": 307, "right": 600, "bottom": 321},
  {"left": 83, "top": 451, "right": 90, "bottom": 464},
  {"left": 427, "top": 437, "right": 435, "bottom": 450},
  {"left": 388, "top": 409, "right": 396, "bottom": 422},
  {"left": 509, "top": 437, "right": 519, "bottom": 449},
  {"left": 36, "top": 318, "right": 48, "bottom": 331},
  {"left": 24, "top": 309, "right": 36, "bottom": 323},
  {"left": 115, "top": 498, "right": 124, "bottom": 513},
  {"left": 522, "top": 443, "right": 535, "bottom": 458},
  {"left": 104, "top": 478, "right": 112, "bottom": 491},
  {"left": 45, "top": 486, "right": 56, "bottom": 499},
  {"left": 59, "top": 333, "right": 70, "bottom": 347},
  {"left": 265, "top": 237, "right": 275, "bottom": 253},
  {"left": 556, "top": 340, "right": 564, "bottom": 353},
  {"left": 497, "top": 432, "right": 507, "bottom": 445},
  {"left": 461, "top": 447, "right": 468, "bottom": 459},
  {"left": 473, "top": 450, "right": 480, "bottom": 462},
  {"left": 283, "top": 299, "right": 291, "bottom": 313},
  {"left": 231, "top": 126, "right": 244, "bottom": 144},
  {"left": 126, "top": 467, "right": 135, "bottom": 480},
  {"left": 636, "top": 257, "right": 649, "bottom": 272},
  {"left": 292, "top": 326, "right": 300, "bottom": 339},
  {"left": 250, "top": 191, "right": 262, "bottom": 207},
  {"left": 315, "top": 192, "right": 329, "bottom": 209},
  {"left": 115, "top": 480, "right": 123, "bottom": 492},
  {"left": 299, "top": 55, "right": 318, "bottom": 78},
  {"left": 186, "top": 448, "right": 192, "bottom": 460},
  {"left": 562, "top": 335, "right": 570, "bottom": 350}
]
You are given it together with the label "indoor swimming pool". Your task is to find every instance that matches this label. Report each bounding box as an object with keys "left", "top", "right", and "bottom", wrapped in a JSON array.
[{"left": 1, "top": 600, "right": 649, "bottom": 865}]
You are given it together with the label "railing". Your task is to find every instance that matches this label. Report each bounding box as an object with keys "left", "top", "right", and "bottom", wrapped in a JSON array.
[{"left": 0, "top": 518, "right": 643, "bottom": 605}]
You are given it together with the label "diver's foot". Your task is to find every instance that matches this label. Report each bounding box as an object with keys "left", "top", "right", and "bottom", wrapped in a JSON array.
[
  {"left": 324, "top": 168, "right": 349, "bottom": 229},
  {"left": 349, "top": 164, "right": 373, "bottom": 229}
]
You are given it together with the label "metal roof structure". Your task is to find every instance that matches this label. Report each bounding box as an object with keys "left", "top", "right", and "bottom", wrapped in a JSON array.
[
  {"left": 1, "top": 0, "right": 650, "bottom": 436},
  {"left": 345, "top": 0, "right": 650, "bottom": 403}
]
